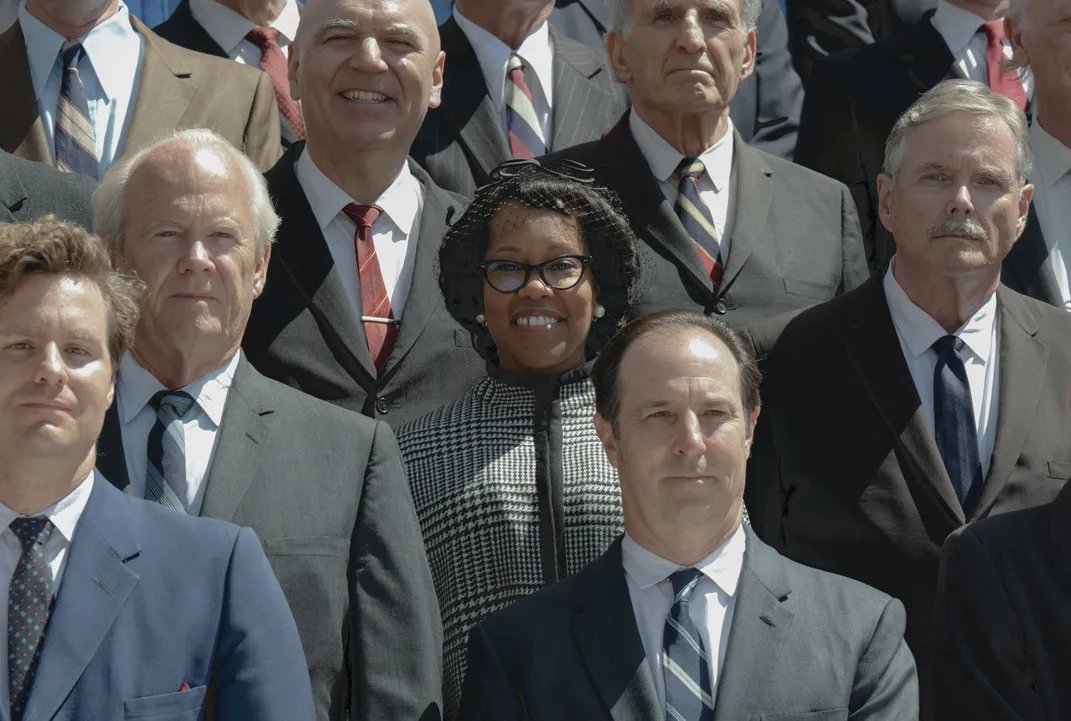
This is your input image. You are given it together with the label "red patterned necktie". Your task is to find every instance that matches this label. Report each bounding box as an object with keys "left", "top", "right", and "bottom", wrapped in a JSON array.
[
  {"left": 981, "top": 21, "right": 1028, "bottom": 112},
  {"left": 245, "top": 26, "right": 306, "bottom": 140},
  {"left": 505, "top": 54, "right": 546, "bottom": 158},
  {"left": 342, "top": 204, "right": 397, "bottom": 371}
]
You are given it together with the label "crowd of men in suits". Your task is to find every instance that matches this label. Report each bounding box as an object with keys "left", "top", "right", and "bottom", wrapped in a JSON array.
[{"left": 0, "top": 0, "right": 1068, "bottom": 718}]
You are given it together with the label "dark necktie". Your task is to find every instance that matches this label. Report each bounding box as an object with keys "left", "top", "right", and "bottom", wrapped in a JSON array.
[
  {"left": 8, "top": 517, "right": 54, "bottom": 721},
  {"left": 342, "top": 204, "right": 398, "bottom": 371},
  {"left": 676, "top": 158, "right": 724, "bottom": 286},
  {"left": 245, "top": 27, "right": 307, "bottom": 140},
  {"left": 981, "top": 21, "right": 1029, "bottom": 112},
  {"left": 662, "top": 568, "right": 714, "bottom": 721},
  {"left": 54, "top": 40, "right": 99, "bottom": 179},
  {"left": 145, "top": 390, "right": 196, "bottom": 513},
  {"left": 505, "top": 54, "right": 546, "bottom": 158},
  {"left": 932, "top": 335, "right": 983, "bottom": 511}
]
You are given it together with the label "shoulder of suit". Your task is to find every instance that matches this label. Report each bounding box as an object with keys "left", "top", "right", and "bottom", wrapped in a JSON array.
[
  {"left": 122, "top": 488, "right": 245, "bottom": 549},
  {"left": 998, "top": 283, "right": 1071, "bottom": 336},
  {"left": 6, "top": 152, "right": 95, "bottom": 196},
  {"left": 474, "top": 571, "right": 580, "bottom": 640},
  {"left": 747, "top": 144, "right": 851, "bottom": 194},
  {"left": 943, "top": 500, "right": 1052, "bottom": 565},
  {"left": 808, "top": 36, "right": 904, "bottom": 99},
  {"left": 767, "top": 547, "right": 898, "bottom": 613},
  {"left": 242, "top": 364, "right": 384, "bottom": 436},
  {"left": 141, "top": 22, "right": 267, "bottom": 85}
]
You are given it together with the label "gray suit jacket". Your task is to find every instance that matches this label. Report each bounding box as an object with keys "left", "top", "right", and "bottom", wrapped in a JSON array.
[
  {"left": 458, "top": 529, "right": 919, "bottom": 720},
  {"left": 545, "top": 114, "right": 868, "bottom": 328},
  {"left": 243, "top": 143, "right": 486, "bottom": 427},
  {"left": 0, "top": 149, "right": 95, "bottom": 226},
  {"left": 95, "top": 355, "right": 443, "bottom": 721},
  {"left": 410, "top": 18, "right": 628, "bottom": 196}
]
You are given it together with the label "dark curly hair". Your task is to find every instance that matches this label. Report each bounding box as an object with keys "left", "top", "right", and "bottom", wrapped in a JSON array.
[{"left": 438, "top": 164, "right": 641, "bottom": 364}]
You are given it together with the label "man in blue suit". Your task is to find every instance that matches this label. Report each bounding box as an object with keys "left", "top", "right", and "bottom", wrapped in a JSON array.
[{"left": 0, "top": 216, "right": 314, "bottom": 720}]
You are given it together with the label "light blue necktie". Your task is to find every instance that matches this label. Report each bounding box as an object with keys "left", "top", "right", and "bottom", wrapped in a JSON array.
[
  {"left": 145, "top": 390, "right": 195, "bottom": 513},
  {"left": 663, "top": 568, "right": 714, "bottom": 721}
]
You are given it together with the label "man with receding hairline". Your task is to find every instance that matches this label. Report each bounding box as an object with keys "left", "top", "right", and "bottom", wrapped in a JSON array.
[{"left": 243, "top": 0, "right": 485, "bottom": 427}]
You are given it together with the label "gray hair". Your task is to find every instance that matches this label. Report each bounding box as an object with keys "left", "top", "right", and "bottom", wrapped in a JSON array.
[
  {"left": 92, "top": 128, "right": 280, "bottom": 256},
  {"left": 607, "top": 0, "right": 763, "bottom": 35},
  {"left": 883, "top": 79, "right": 1032, "bottom": 186}
]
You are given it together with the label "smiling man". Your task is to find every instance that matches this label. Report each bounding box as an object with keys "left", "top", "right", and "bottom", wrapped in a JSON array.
[
  {"left": 242, "top": 0, "right": 485, "bottom": 428},
  {"left": 744, "top": 79, "right": 1071, "bottom": 719},
  {"left": 456, "top": 309, "right": 919, "bottom": 720},
  {"left": 543, "top": 0, "right": 867, "bottom": 327}
]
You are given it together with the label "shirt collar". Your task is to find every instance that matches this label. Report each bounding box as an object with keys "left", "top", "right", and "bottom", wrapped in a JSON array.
[
  {"left": 116, "top": 350, "right": 240, "bottom": 428},
  {"left": 622, "top": 524, "right": 746, "bottom": 598},
  {"left": 629, "top": 108, "right": 734, "bottom": 193},
  {"left": 294, "top": 147, "right": 419, "bottom": 234},
  {"left": 452, "top": 6, "right": 555, "bottom": 112},
  {"left": 20, "top": 1, "right": 141, "bottom": 102},
  {"left": 0, "top": 469, "right": 95, "bottom": 545},
  {"left": 931, "top": 0, "right": 989, "bottom": 56},
  {"left": 188, "top": 0, "right": 300, "bottom": 54},
  {"left": 883, "top": 256, "right": 998, "bottom": 362},
  {"left": 1029, "top": 119, "right": 1071, "bottom": 188}
]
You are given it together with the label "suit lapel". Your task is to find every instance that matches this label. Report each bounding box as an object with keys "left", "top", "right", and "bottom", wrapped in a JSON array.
[
  {"left": 1001, "top": 205, "right": 1063, "bottom": 307},
  {"left": 712, "top": 529, "right": 794, "bottom": 721},
  {"left": 902, "top": 12, "right": 955, "bottom": 92},
  {"left": 971, "top": 288, "right": 1047, "bottom": 519},
  {"left": 548, "top": 28, "right": 605, "bottom": 151},
  {"left": 122, "top": 17, "right": 197, "bottom": 155},
  {"left": 438, "top": 19, "right": 510, "bottom": 181},
  {"left": 720, "top": 135, "right": 773, "bottom": 293},
  {"left": 596, "top": 115, "right": 715, "bottom": 301},
  {"left": 24, "top": 481, "right": 140, "bottom": 721},
  {"left": 96, "top": 401, "right": 132, "bottom": 492},
  {"left": 199, "top": 356, "right": 266, "bottom": 522},
  {"left": 160, "top": 0, "right": 228, "bottom": 58},
  {"left": 842, "top": 276, "right": 965, "bottom": 525},
  {"left": 0, "top": 153, "right": 27, "bottom": 222},
  {"left": 569, "top": 539, "right": 661, "bottom": 721},
  {"left": 0, "top": 23, "right": 50, "bottom": 162},
  {"left": 265, "top": 144, "right": 377, "bottom": 384}
]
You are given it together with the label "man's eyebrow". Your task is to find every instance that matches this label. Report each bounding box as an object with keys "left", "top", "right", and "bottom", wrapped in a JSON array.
[{"left": 313, "top": 17, "right": 360, "bottom": 43}]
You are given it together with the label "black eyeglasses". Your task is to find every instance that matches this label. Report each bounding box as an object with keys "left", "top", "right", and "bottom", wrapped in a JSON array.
[{"left": 478, "top": 255, "right": 594, "bottom": 293}]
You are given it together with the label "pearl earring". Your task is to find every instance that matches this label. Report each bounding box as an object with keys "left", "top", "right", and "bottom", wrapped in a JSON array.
[
  {"left": 475, "top": 313, "right": 485, "bottom": 325},
  {"left": 593, "top": 305, "right": 606, "bottom": 320}
]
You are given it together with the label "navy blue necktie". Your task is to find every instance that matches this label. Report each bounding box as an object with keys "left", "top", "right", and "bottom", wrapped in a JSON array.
[
  {"left": 932, "top": 335, "right": 983, "bottom": 511},
  {"left": 8, "top": 517, "right": 54, "bottom": 721},
  {"left": 663, "top": 568, "right": 714, "bottom": 721},
  {"left": 54, "top": 40, "right": 99, "bottom": 179}
]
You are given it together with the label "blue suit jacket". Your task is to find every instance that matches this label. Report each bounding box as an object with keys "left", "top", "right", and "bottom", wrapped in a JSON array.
[{"left": 17, "top": 476, "right": 314, "bottom": 721}]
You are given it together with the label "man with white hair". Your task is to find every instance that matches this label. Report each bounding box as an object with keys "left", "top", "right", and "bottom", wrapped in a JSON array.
[
  {"left": 545, "top": 0, "right": 867, "bottom": 327},
  {"left": 745, "top": 79, "right": 1071, "bottom": 718},
  {"left": 91, "top": 129, "right": 443, "bottom": 721}
]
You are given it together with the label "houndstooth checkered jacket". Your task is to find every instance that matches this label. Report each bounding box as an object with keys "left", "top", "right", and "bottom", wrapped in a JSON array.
[{"left": 396, "top": 363, "right": 622, "bottom": 718}]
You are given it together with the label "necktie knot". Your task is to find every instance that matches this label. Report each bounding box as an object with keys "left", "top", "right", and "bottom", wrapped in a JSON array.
[
  {"left": 677, "top": 157, "right": 706, "bottom": 181},
  {"left": 981, "top": 19, "right": 1006, "bottom": 43},
  {"left": 246, "top": 25, "right": 281, "bottom": 48},
  {"left": 668, "top": 568, "right": 703, "bottom": 603},
  {"left": 150, "top": 390, "right": 196, "bottom": 419},
  {"left": 8, "top": 517, "right": 53, "bottom": 552},
  {"left": 932, "top": 334, "right": 963, "bottom": 358},
  {"left": 343, "top": 203, "right": 382, "bottom": 233},
  {"left": 507, "top": 53, "right": 526, "bottom": 75},
  {"left": 60, "top": 40, "right": 83, "bottom": 70}
]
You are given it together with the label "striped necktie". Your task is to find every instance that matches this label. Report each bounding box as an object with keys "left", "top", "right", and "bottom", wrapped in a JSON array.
[
  {"left": 343, "top": 203, "right": 398, "bottom": 371},
  {"left": 675, "top": 158, "right": 723, "bottom": 286},
  {"left": 505, "top": 54, "right": 546, "bottom": 158},
  {"left": 145, "top": 390, "right": 196, "bottom": 513},
  {"left": 7, "top": 517, "right": 53, "bottom": 721},
  {"left": 663, "top": 568, "right": 714, "bottom": 721},
  {"left": 54, "top": 40, "right": 99, "bottom": 179}
]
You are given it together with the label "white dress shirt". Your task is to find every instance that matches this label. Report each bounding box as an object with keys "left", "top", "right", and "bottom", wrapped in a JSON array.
[
  {"left": 188, "top": 0, "right": 300, "bottom": 67},
  {"left": 1028, "top": 120, "right": 1071, "bottom": 309},
  {"left": 115, "top": 352, "right": 240, "bottom": 515},
  {"left": 452, "top": 6, "right": 555, "bottom": 144},
  {"left": 295, "top": 147, "right": 423, "bottom": 319},
  {"left": 884, "top": 260, "right": 1000, "bottom": 477},
  {"left": 630, "top": 109, "right": 736, "bottom": 260},
  {"left": 622, "top": 525, "right": 746, "bottom": 707},
  {"left": 19, "top": 0, "right": 144, "bottom": 173},
  {"left": 0, "top": 470, "right": 94, "bottom": 707},
  {"left": 931, "top": 0, "right": 1032, "bottom": 96}
]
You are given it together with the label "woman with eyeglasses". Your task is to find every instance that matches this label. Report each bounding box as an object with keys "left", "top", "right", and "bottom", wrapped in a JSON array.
[{"left": 395, "top": 161, "right": 641, "bottom": 717}]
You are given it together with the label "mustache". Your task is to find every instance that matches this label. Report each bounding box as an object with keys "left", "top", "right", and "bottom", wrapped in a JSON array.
[{"left": 927, "top": 218, "right": 988, "bottom": 241}]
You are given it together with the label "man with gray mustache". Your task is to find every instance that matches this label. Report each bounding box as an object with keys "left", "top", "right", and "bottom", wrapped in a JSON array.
[{"left": 744, "top": 79, "right": 1071, "bottom": 719}]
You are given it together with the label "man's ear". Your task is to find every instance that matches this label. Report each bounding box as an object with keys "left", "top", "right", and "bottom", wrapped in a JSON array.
[
  {"left": 594, "top": 412, "right": 620, "bottom": 469},
  {"left": 1005, "top": 16, "right": 1030, "bottom": 69},
  {"left": 607, "top": 30, "right": 632, "bottom": 85},
  {"left": 288, "top": 43, "right": 302, "bottom": 101},
  {"left": 429, "top": 51, "right": 446, "bottom": 109}
]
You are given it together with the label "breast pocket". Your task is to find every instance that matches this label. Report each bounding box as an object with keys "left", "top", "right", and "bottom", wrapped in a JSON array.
[
  {"left": 1047, "top": 461, "right": 1071, "bottom": 480},
  {"left": 760, "top": 710, "right": 848, "bottom": 721},
  {"left": 782, "top": 278, "right": 836, "bottom": 301},
  {"left": 124, "top": 685, "right": 207, "bottom": 719}
]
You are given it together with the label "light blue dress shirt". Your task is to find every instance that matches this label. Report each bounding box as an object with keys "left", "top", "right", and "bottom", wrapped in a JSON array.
[{"left": 19, "top": 0, "right": 144, "bottom": 174}]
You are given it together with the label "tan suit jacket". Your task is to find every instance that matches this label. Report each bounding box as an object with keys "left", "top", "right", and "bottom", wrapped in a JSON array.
[{"left": 0, "top": 15, "right": 281, "bottom": 171}]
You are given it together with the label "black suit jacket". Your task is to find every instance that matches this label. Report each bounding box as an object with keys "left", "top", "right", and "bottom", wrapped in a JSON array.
[
  {"left": 0, "top": 149, "right": 96, "bottom": 226},
  {"left": 794, "top": 11, "right": 953, "bottom": 271},
  {"left": 745, "top": 275, "right": 1071, "bottom": 718},
  {"left": 933, "top": 480, "right": 1071, "bottom": 721},
  {"left": 549, "top": 0, "right": 805, "bottom": 160},
  {"left": 545, "top": 113, "right": 867, "bottom": 327},
  {"left": 411, "top": 18, "right": 628, "bottom": 196},
  {"left": 243, "top": 143, "right": 485, "bottom": 427},
  {"left": 153, "top": 0, "right": 302, "bottom": 150},
  {"left": 458, "top": 529, "right": 919, "bottom": 720},
  {"left": 95, "top": 355, "right": 443, "bottom": 721}
]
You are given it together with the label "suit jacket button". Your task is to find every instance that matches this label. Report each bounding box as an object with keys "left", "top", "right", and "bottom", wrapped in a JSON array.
[
  {"left": 713, "top": 299, "right": 729, "bottom": 315},
  {"left": 375, "top": 398, "right": 391, "bottom": 415}
]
